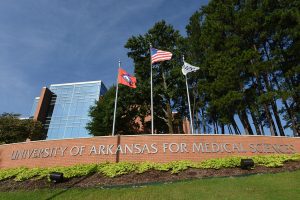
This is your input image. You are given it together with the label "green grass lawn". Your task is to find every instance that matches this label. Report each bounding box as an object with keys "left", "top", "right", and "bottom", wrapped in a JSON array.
[{"left": 1, "top": 170, "right": 299, "bottom": 200}]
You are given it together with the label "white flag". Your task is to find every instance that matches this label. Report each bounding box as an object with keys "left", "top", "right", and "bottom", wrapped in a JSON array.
[{"left": 182, "top": 61, "right": 199, "bottom": 75}]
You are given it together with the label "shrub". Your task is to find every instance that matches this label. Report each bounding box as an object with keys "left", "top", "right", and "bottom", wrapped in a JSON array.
[
  {"left": 98, "top": 162, "right": 136, "bottom": 177},
  {"left": 0, "top": 167, "right": 27, "bottom": 181},
  {"left": 0, "top": 154, "right": 298, "bottom": 181},
  {"left": 14, "top": 167, "right": 46, "bottom": 181},
  {"left": 136, "top": 162, "right": 157, "bottom": 173}
]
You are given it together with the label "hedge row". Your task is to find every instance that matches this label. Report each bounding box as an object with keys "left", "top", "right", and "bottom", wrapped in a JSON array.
[{"left": 0, "top": 154, "right": 299, "bottom": 182}]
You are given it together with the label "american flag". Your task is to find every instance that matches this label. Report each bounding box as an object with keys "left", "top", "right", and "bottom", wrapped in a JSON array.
[{"left": 151, "top": 48, "right": 172, "bottom": 64}]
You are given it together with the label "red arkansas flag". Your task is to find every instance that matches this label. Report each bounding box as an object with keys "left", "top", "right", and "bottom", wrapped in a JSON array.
[{"left": 118, "top": 68, "right": 137, "bottom": 88}]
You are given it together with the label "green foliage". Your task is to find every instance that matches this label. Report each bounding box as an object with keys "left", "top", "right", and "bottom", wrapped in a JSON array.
[
  {"left": 89, "top": 20, "right": 187, "bottom": 135},
  {"left": 252, "top": 154, "right": 300, "bottom": 168},
  {"left": 184, "top": 0, "right": 299, "bottom": 135},
  {"left": 0, "top": 167, "right": 27, "bottom": 181},
  {"left": 136, "top": 161, "right": 157, "bottom": 173},
  {"left": 87, "top": 85, "right": 142, "bottom": 136},
  {"left": 0, "top": 154, "right": 299, "bottom": 182},
  {"left": 125, "top": 20, "right": 186, "bottom": 134},
  {"left": 0, "top": 113, "right": 46, "bottom": 144},
  {"left": 152, "top": 163, "right": 170, "bottom": 172},
  {"left": 87, "top": 0, "right": 300, "bottom": 135},
  {"left": 98, "top": 162, "right": 137, "bottom": 178},
  {"left": 23, "top": 118, "right": 46, "bottom": 141},
  {"left": 14, "top": 168, "right": 46, "bottom": 181},
  {"left": 167, "top": 161, "right": 195, "bottom": 174},
  {"left": 87, "top": 87, "right": 117, "bottom": 136},
  {"left": 52, "top": 164, "right": 98, "bottom": 179},
  {"left": 197, "top": 157, "right": 241, "bottom": 169}
]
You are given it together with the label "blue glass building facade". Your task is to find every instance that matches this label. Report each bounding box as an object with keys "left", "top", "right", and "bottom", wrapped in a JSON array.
[
  {"left": 30, "top": 97, "right": 40, "bottom": 117},
  {"left": 32, "top": 81, "right": 106, "bottom": 140}
]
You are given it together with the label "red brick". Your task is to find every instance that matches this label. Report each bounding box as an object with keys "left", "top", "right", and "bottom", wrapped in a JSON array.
[{"left": 0, "top": 135, "right": 299, "bottom": 169}]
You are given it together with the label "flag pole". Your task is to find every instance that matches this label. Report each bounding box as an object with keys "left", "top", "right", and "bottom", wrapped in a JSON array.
[
  {"left": 150, "top": 43, "right": 154, "bottom": 135},
  {"left": 183, "top": 56, "right": 194, "bottom": 134},
  {"left": 112, "top": 60, "right": 121, "bottom": 136}
]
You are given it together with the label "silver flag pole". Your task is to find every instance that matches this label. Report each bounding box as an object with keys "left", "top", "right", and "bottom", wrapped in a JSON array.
[
  {"left": 185, "top": 75, "right": 194, "bottom": 134},
  {"left": 183, "top": 56, "right": 194, "bottom": 134},
  {"left": 112, "top": 60, "right": 121, "bottom": 136},
  {"left": 150, "top": 44, "right": 154, "bottom": 135}
]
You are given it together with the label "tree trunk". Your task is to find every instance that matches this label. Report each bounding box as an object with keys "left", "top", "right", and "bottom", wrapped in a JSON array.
[
  {"left": 249, "top": 109, "right": 261, "bottom": 135},
  {"left": 192, "top": 89, "right": 200, "bottom": 134},
  {"left": 274, "top": 43, "right": 300, "bottom": 136},
  {"left": 263, "top": 104, "right": 278, "bottom": 136},
  {"left": 260, "top": 123, "right": 265, "bottom": 135},
  {"left": 165, "top": 101, "right": 174, "bottom": 134},
  {"left": 228, "top": 125, "right": 233, "bottom": 134},
  {"left": 282, "top": 101, "right": 299, "bottom": 136},
  {"left": 261, "top": 73, "right": 285, "bottom": 136},
  {"left": 201, "top": 109, "right": 206, "bottom": 134},
  {"left": 221, "top": 123, "right": 225, "bottom": 134},
  {"left": 272, "top": 73, "right": 298, "bottom": 136},
  {"left": 213, "top": 121, "right": 217, "bottom": 134},
  {"left": 239, "top": 110, "right": 254, "bottom": 135},
  {"left": 231, "top": 115, "right": 241, "bottom": 135},
  {"left": 251, "top": 71, "right": 278, "bottom": 136},
  {"left": 270, "top": 101, "right": 285, "bottom": 136},
  {"left": 257, "top": 44, "right": 285, "bottom": 136},
  {"left": 195, "top": 111, "right": 200, "bottom": 134},
  {"left": 161, "top": 68, "right": 174, "bottom": 134}
]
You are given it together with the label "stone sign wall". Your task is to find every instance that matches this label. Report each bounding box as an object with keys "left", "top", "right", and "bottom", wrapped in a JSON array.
[{"left": 0, "top": 134, "right": 299, "bottom": 168}]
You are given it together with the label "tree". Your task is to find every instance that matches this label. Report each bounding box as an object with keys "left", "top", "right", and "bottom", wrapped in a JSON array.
[
  {"left": 125, "top": 20, "right": 186, "bottom": 134},
  {"left": 87, "top": 86, "right": 141, "bottom": 136},
  {"left": 185, "top": 0, "right": 299, "bottom": 136},
  {"left": 186, "top": 1, "right": 255, "bottom": 135},
  {"left": 88, "top": 0, "right": 299, "bottom": 136},
  {"left": 0, "top": 113, "right": 46, "bottom": 144}
]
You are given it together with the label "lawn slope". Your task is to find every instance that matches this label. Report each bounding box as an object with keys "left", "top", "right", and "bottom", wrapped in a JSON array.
[{"left": 1, "top": 170, "right": 299, "bottom": 200}]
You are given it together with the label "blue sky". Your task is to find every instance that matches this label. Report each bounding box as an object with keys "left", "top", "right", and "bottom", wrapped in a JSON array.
[
  {"left": 0, "top": 0, "right": 208, "bottom": 116},
  {"left": 0, "top": 0, "right": 293, "bottom": 136}
]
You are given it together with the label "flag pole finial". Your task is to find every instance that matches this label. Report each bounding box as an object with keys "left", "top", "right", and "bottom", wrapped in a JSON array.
[{"left": 182, "top": 55, "right": 185, "bottom": 62}]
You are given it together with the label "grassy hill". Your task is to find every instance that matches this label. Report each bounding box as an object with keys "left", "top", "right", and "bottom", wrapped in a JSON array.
[{"left": 1, "top": 170, "right": 300, "bottom": 200}]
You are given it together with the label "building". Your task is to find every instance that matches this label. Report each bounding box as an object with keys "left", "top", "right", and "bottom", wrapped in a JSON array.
[
  {"left": 134, "top": 112, "right": 191, "bottom": 134},
  {"left": 31, "top": 81, "right": 107, "bottom": 140}
]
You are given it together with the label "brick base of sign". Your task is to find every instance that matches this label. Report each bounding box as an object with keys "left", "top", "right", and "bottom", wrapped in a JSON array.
[{"left": 1, "top": 134, "right": 299, "bottom": 169}]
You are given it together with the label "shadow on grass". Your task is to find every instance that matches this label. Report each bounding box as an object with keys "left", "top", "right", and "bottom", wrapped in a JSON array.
[
  {"left": 94, "top": 170, "right": 261, "bottom": 190},
  {"left": 45, "top": 173, "right": 94, "bottom": 200},
  {"left": 42, "top": 168, "right": 298, "bottom": 199}
]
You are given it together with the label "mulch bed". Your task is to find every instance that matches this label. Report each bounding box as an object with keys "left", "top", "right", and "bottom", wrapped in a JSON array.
[{"left": 1, "top": 161, "right": 300, "bottom": 192}]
